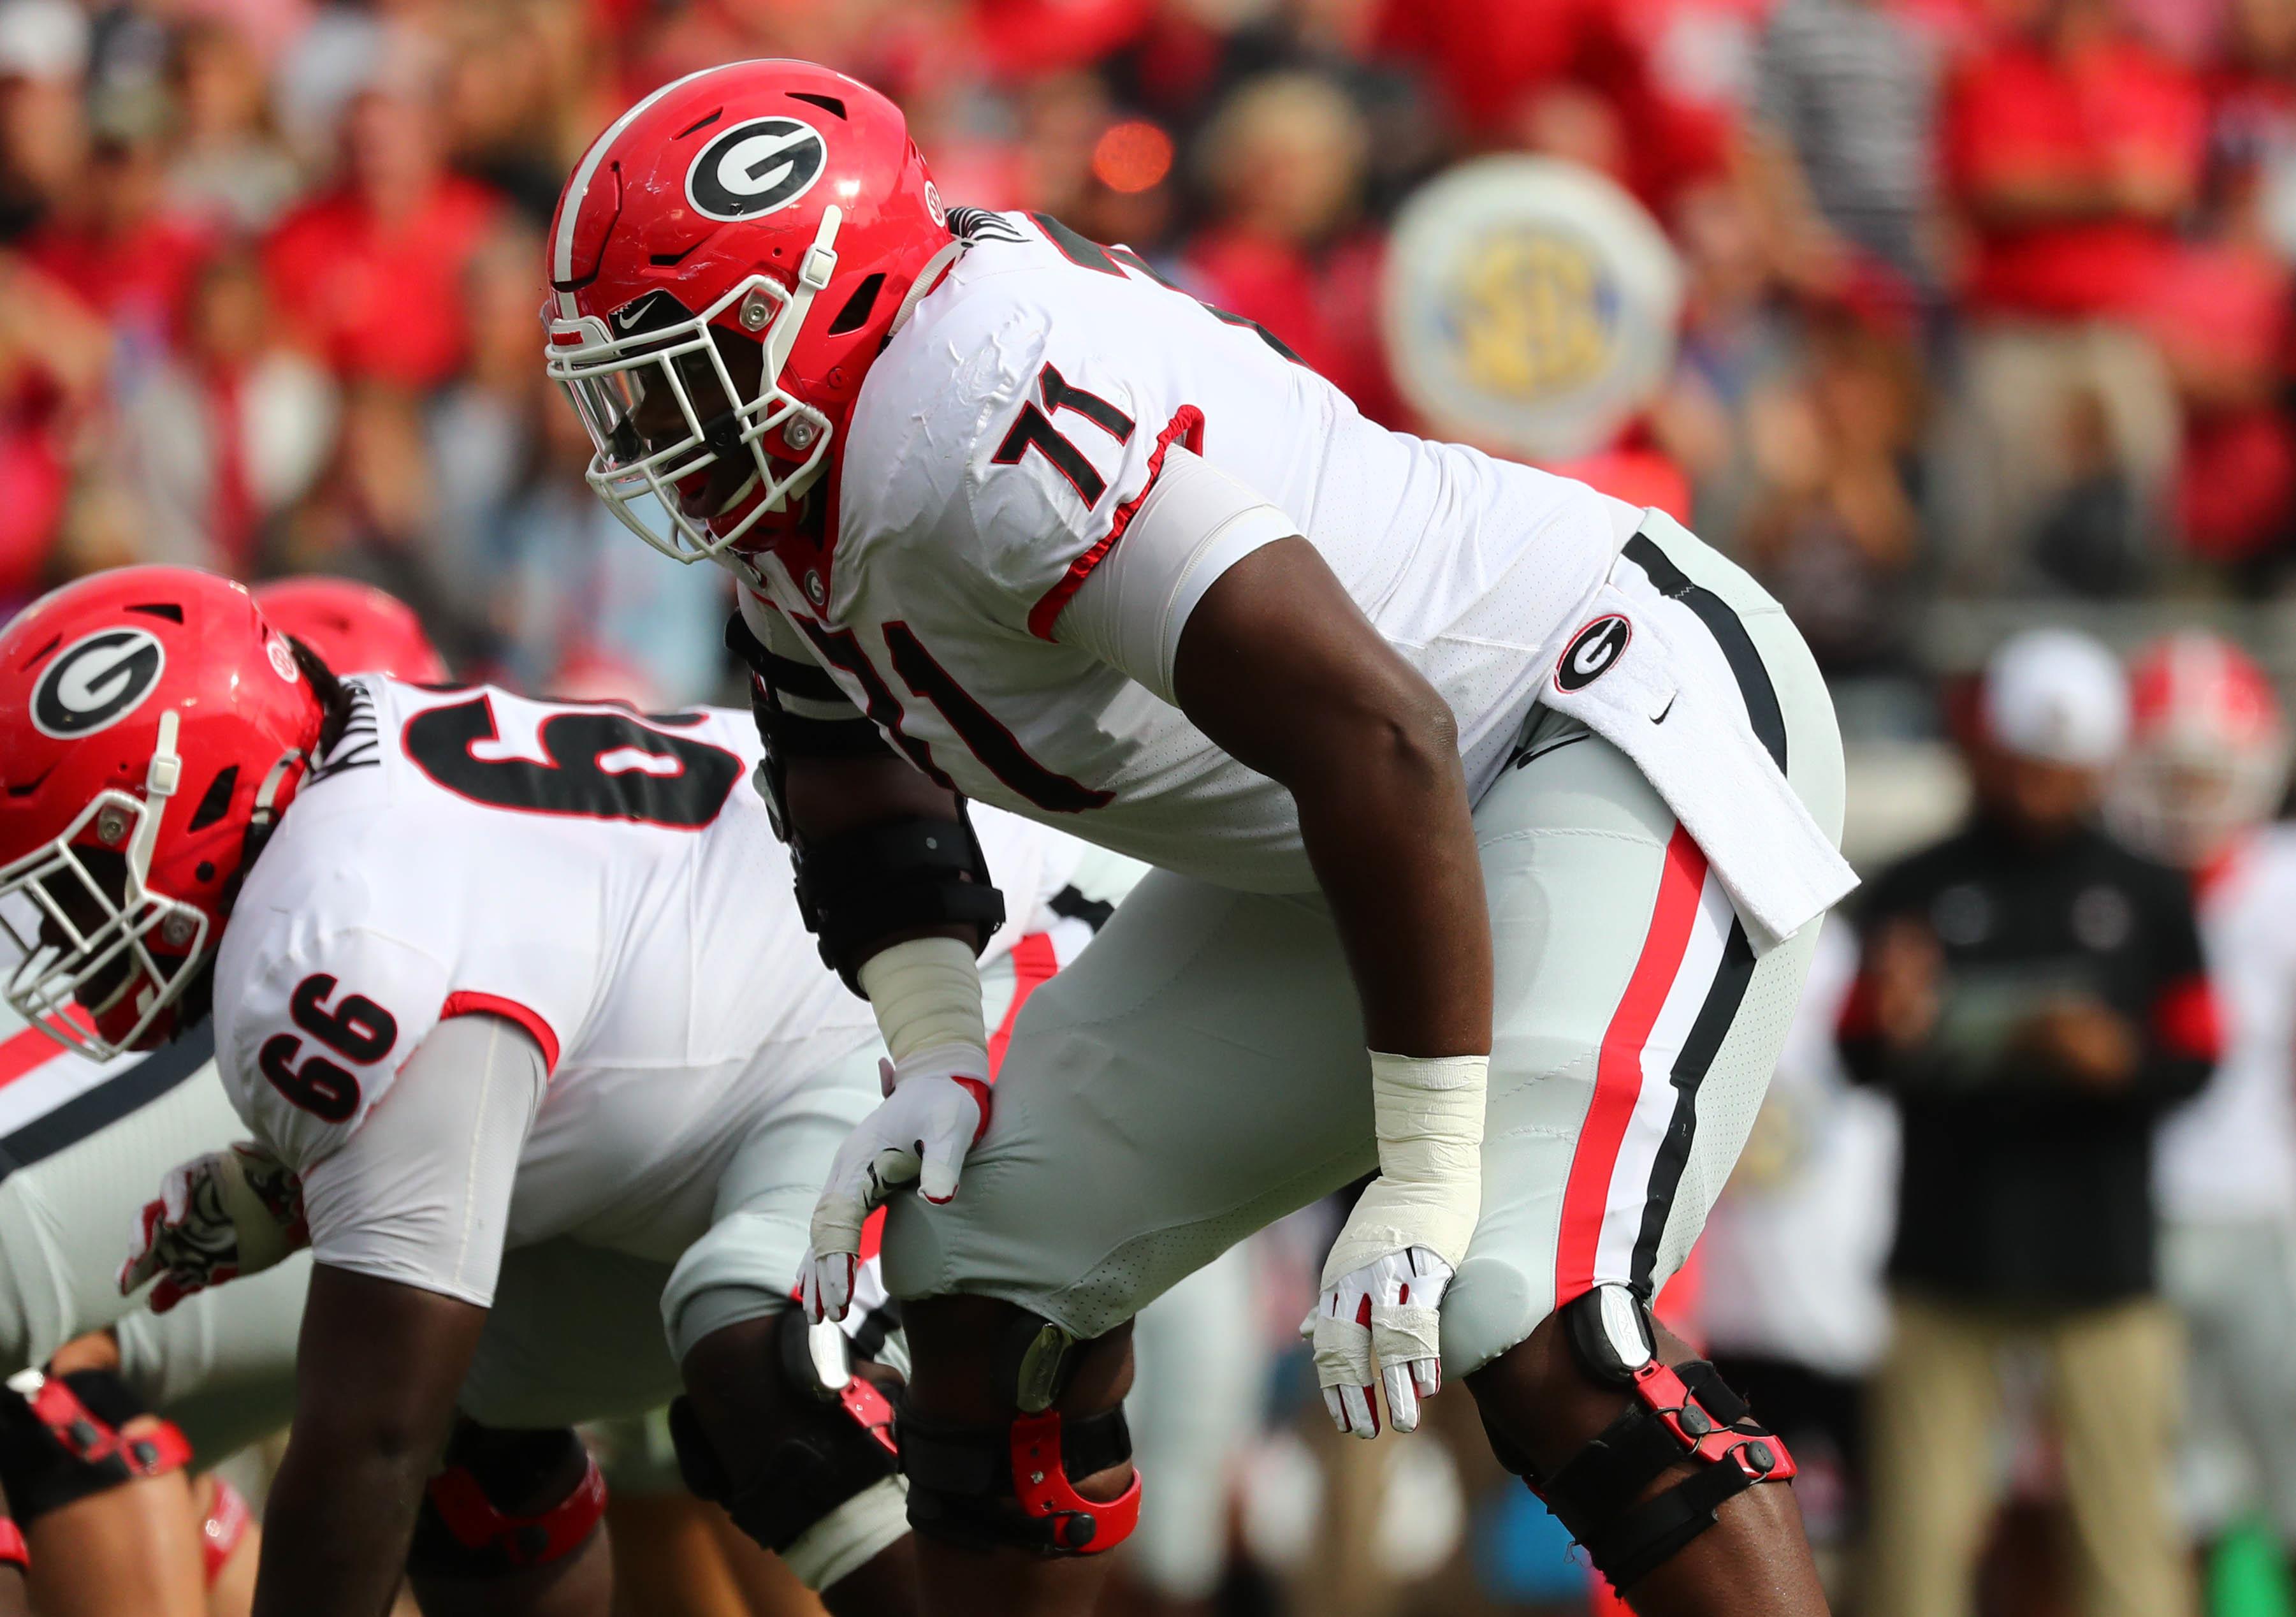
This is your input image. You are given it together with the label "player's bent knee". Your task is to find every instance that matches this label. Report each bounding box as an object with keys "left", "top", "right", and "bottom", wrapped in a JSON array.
[
  {"left": 406, "top": 1421, "right": 606, "bottom": 1581},
  {"left": 672, "top": 1308, "right": 905, "bottom": 1590},
  {"left": 899, "top": 1308, "right": 1140, "bottom": 1557},
  {"left": 0, "top": 1366, "right": 192, "bottom": 1528},
  {"left": 1479, "top": 1286, "right": 1796, "bottom": 1594}
]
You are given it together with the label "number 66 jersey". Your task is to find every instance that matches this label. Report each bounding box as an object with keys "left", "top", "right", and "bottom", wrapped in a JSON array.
[{"left": 211, "top": 675, "right": 1070, "bottom": 1233}]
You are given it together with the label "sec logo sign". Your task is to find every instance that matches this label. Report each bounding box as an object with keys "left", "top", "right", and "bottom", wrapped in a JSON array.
[{"left": 1555, "top": 614, "right": 1630, "bottom": 693}]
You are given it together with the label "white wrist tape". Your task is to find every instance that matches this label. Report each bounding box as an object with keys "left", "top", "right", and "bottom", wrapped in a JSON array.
[
  {"left": 857, "top": 936, "right": 989, "bottom": 1069},
  {"left": 1320, "top": 1051, "right": 1487, "bottom": 1283}
]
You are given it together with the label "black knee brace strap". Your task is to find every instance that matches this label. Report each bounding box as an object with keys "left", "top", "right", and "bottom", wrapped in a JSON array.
[
  {"left": 1521, "top": 1287, "right": 1797, "bottom": 1593},
  {"left": 669, "top": 1310, "right": 900, "bottom": 1554},
  {"left": 407, "top": 1426, "right": 605, "bottom": 1579},
  {"left": 899, "top": 1403, "right": 1140, "bottom": 1556},
  {"left": 0, "top": 1368, "right": 192, "bottom": 1526}
]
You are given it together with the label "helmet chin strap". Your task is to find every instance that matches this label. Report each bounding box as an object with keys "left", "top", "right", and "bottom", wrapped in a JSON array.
[
  {"left": 760, "top": 205, "right": 845, "bottom": 386},
  {"left": 126, "top": 710, "right": 183, "bottom": 890},
  {"left": 888, "top": 240, "right": 966, "bottom": 340}
]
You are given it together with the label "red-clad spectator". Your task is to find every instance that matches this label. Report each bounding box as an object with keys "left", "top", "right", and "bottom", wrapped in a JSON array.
[
  {"left": 1938, "top": 0, "right": 2202, "bottom": 588},
  {"left": 262, "top": 70, "right": 502, "bottom": 388},
  {"left": 2148, "top": 241, "right": 2295, "bottom": 566},
  {"left": 20, "top": 115, "right": 214, "bottom": 353},
  {"left": 1373, "top": 0, "right": 1726, "bottom": 207},
  {"left": 1182, "top": 72, "right": 1402, "bottom": 423},
  {"left": 1943, "top": 0, "right": 2207, "bottom": 323},
  {"left": 0, "top": 250, "right": 110, "bottom": 602}
]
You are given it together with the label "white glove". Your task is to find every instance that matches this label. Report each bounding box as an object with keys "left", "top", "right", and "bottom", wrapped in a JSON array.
[
  {"left": 799, "top": 1043, "right": 991, "bottom": 1323},
  {"left": 1304, "top": 1245, "right": 1452, "bottom": 1437},
  {"left": 119, "top": 1143, "right": 308, "bottom": 1313}
]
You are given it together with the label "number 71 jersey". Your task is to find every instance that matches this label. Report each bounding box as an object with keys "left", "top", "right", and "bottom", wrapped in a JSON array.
[
  {"left": 211, "top": 677, "right": 1082, "bottom": 1176},
  {"left": 740, "top": 209, "right": 1625, "bottom": 893}
]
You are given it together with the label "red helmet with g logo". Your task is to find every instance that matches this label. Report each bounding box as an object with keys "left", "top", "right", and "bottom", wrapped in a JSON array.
[
  {"left": 2111, "top": 632, "right": 2290, "bottom": 869},
  {"left": 0, "top": 567, "right": 323, "bottom": 1057},
  {"left": 543, "top": 59, "right": 954, "bottom": 566},
  {"left": 254, "top": 576, "right": 449, "bottom": 682}
]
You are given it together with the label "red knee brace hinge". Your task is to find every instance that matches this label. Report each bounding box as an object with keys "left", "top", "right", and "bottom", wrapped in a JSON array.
[
  {"left": 1631, "top": 1359, "right": 1797, "bottom": 1484},
  {"left": 1009, "top": 1412, "right": 1140, "bottom": 1553},
  {"left": 426, "top": 1452, "right": 607, "bottom": 1568},
  {"left": 0, "top": 1519, "right": 25, "bottom": 1574},
  {"left": 839, "top": 1373, "right": 899, "bottom": 1458},
  {"left": 20, "top": 1373, "right": 191, "bottom": 1479}
]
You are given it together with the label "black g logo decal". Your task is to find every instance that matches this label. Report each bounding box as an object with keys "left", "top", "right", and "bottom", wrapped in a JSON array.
[
  {"left": 1555, "top": 614, "right": 1630, "bottom": 693},
  {"left": 686, "top": 118, "right": 828, "bottom": 222},
  {"left": 33, "top": 628, "right": 166, "bottom": 738}
]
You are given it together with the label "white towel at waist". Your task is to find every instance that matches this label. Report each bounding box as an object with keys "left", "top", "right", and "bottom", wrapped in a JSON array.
[{"left": 1535, "top": 511, "right": 1857, "bottom": 953}]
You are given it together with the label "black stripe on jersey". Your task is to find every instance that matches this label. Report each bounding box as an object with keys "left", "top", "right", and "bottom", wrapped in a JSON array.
[
  {"left": 1029, "top": 214, "right": 1126, "bottom": 277},
  {"left": 307, "top": 680, "right": 380, "bottom": 784},
  {"left": 1038, "top": 365, "right": 1134, "bottom": 443},
  {"left": 0, "top": 1023, "right": 217, "bottom": 1186},
  {"left": 1621, "top": 534, "right": 1786, "bottom": 771},
  {"left": 1047, "top": 884, "right": 1115, "bottom": 933},
  {"left": 948, "top": 207, "right": 1025, "bottom": 246}
]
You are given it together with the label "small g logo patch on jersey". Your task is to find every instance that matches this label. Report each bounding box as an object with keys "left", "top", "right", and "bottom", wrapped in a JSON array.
[
  {"left": 33, "top": 628, "right": 166, "bottom": 738},
  {"left": 687, "top": 118, "right": 828, "bottom": 222},
  {"left": 1555, "top": 614, "right": 1629, "bottom": 693}
]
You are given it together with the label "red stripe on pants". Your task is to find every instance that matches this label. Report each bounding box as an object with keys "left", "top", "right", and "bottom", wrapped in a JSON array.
[
  {"left": 1553, "top": 824, "right": 1709, "bottom": 1306},
  {"left": 987, "top": 932, "right": 1061, "bottom": 1076}
]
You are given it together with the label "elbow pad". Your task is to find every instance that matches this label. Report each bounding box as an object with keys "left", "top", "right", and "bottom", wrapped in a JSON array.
[{"left": 794, "top": 815, "right": 1007, "bottom": 994}]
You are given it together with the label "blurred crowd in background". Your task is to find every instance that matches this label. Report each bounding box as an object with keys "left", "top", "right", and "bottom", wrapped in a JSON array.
[{"left": 11, "top": 0, "right": 2296, "bottom": 1613}]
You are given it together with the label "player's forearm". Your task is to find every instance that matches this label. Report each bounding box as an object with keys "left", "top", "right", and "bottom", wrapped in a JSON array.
[
  {"left": 1291, "top": 705, "right": 1493, "bottom": 1058},
  {"left": 253, "top": 1430, "right": 433, "bottom": 1617}
]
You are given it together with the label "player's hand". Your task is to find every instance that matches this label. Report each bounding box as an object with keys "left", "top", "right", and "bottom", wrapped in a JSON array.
[
  {"left": 1303, "top": 1245, "right": 1451, "bottom": 1438},
  {"left": 119, "top": 1142, "right": 309, "bottom": 1312},
  {"left": 799, "top": 1043, "right": 991, "bottom": 1323}
]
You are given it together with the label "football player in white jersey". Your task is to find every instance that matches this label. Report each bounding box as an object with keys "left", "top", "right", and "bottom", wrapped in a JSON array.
[
  {"left": 2111, "top": 633, "right": 2296, "bottom": 1579},
  {"left": 542, "top": 60, "right": 1856, "bottom": 1614},
  {"left": 0, "top": 576, "right": 446, "bottom": 1617},
  {"left": 0, "top": 566, "right": 1128, "bottom": 1617}
]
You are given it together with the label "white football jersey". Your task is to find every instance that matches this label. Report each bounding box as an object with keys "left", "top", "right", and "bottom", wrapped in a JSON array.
[
  {"left": 2156, "top": 826, "right": 2296, "bottom": 1225},
  {"left": 736, "top": 210, "right": 1627, "bottom": 892},
  {"left": 214, "top": 675, "right": 1086, "bottom": 1250}
]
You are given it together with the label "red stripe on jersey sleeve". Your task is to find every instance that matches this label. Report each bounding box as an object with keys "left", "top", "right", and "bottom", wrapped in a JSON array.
[
  {"left": 439, "top": 993, "right": 562, "bottom": 1075},
  {"left": 1026, "top": 405, "right": 1205, "bottom": 643}
]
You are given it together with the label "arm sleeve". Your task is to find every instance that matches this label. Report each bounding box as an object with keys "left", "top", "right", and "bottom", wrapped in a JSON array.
[
  {"left": 1051, "top": 444, "right": 1297, "bottom": 704},
  {"left": 295, "top": 1014, "right": 546, "bottom": 1308}
]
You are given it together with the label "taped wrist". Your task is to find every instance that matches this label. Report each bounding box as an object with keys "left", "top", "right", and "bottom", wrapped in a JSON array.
[
  {"left": 793, "top": 816, "right": 1008, "bottom": 994},
  {"left": 0, "top": 1368, "right": 192, "bottom": 1526},
  {"left": 859, "top": 937, "right": 991, "bottom": 1068},
  {"left": 1321, "top": 1051, "right": 1486, "bottom": 1280}
]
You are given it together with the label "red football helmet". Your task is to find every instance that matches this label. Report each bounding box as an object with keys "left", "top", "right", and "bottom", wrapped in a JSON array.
[
  {"left": 0, "top": 568, "right": 323, "bottom": 1057},
  {"left": 2111, "top": 632, "right": 2289, "bottom": 869},
  {"left": 254, "top": 576, "right": 449, "bottom": 682},
  {"left": 543, "top": 59, "right": 955, "bottom": 564}
]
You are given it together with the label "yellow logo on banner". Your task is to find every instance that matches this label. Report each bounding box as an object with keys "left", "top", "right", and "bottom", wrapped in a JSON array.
[{"left": 1444, "top": 227, "right": 1617, "bottom": 403}]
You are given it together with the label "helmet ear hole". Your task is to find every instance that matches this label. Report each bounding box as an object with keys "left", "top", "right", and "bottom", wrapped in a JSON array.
[
  {"left": 827, "top": 273, "right": 886, "bottom": 336},
  {"left": 187, "top": 766, "right": 239, "bottom": 833}
]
